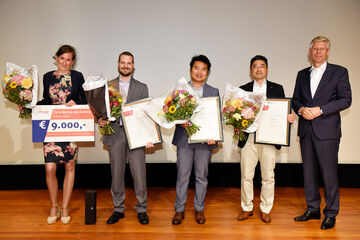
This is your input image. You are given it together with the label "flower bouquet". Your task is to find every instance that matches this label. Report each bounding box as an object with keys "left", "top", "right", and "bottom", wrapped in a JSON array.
[
  {"left": 2, "top": 62, "right": 38, "bottom": 119},
  {"left": 83, "top": 76, "right": 122, "bottom": 135},
  {"left": 142, "top": 77, "right": 202, "bottom": 136},
  {"left": 162, "top": 89, "right": 200, "bottom": 136},
  {"left": 222, "top": 83, "right": 266, "bottom": 140},
  {"left": 99, "top": 86, "right": 122, "bottom": 135}
]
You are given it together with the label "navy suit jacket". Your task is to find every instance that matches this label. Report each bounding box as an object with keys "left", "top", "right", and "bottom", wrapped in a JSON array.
[
  {"left": 292, "top": 63, "right": 352, "bottom": 139},
  {"left": 172, "top": 83, "right": 220, "bottom": 148},
  {"left": 237, "top": 80, "right": 285, "bottom": 149},
  {"left": 37, "top": 70, "right": 87, "bottom": 105}
]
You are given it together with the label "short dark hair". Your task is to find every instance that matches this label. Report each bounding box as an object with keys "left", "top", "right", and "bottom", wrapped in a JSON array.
[
  {"left": 190, "top": 55, "right": 211, "bottom": 72},
  {"left": 53, "top": 45, "right": 77, "bottom": 62},
  {"left": 118, "top": 51, "right": 134, "bottom": 63},
  {"left": 250, "top": 55, "right": 268, "bottom": 68}
]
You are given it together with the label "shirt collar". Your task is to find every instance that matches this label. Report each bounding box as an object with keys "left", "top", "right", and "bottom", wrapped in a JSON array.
[
  {"left": 188, "top": 81, "right": 205, "bottom": 90},
  {"left": 310, "top": 62, "right": 327, "bottom": 72},
  {"left": 254, "top": 79, "right": 267, "bottom": 88}
]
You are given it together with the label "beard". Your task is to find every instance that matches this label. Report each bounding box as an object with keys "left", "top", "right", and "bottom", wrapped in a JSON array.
[{"left": 119, "top": 67, "right": 133, "bottom": 77}]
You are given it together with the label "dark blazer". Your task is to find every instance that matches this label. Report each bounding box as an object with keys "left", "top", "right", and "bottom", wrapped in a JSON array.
[
  {"left": 172, "top": 83, "right": 220, "bottom": 148},
  {"left": 237, "top": 80, "right": 285, "bottom": 149},
  {"left": 37, "top": 70, "right": 87, "bottom": 105},
  {"left": 292, "top": 63, "right": 352, "bottom": 139},
  {"left": 103, "top": 77, "right": 149, "bottom": 146}
]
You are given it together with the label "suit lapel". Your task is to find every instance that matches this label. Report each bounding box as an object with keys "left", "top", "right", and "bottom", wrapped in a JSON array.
[
  {"left": 304, "top": 69, "right": 312, "bottom": 99},
  {"left": 249, "top": 82, "right": 254, "bottom": 92},
  {"left": 203, "top": 84, "right": 209, "bottom": 97},
  {"left": 266, "top": 80, "right": 272, "bottom": 97},
  {"left": 108, "top": 78, "right": 120, "bottom": 91},
  {"left": 126, "top": 78, "right": 136, "bottom": 103}
]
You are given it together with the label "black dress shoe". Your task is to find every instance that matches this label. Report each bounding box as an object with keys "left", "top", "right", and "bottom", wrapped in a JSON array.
[
  {"left": 294, "top": 210, "right": 321, "bottom": 221},
  {"left": 138, "top": 212, "right": 149, "bottom": 225},
  {"left": 106, "top": 211, "right": 124, "bottom": 224},
  {"left": 321, "top": 217, "right": 336, "bottom": 230}
]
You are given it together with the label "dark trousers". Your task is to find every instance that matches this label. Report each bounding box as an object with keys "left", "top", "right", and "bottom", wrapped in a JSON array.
[{"left": 300, "top": 125, "right": 340, "bottom": 217}]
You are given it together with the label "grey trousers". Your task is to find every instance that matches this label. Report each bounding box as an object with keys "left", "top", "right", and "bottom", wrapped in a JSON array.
[
  {"left": 175, "top": 144, "right": 212, "bottom": 212},
  {"left": 107, "top": 128, "right": 147, "bottom": 213}
]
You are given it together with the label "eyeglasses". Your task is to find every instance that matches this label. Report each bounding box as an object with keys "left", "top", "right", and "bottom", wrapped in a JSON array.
[{"left": 312, "top": 48, "right": 328, "bottom": 52}]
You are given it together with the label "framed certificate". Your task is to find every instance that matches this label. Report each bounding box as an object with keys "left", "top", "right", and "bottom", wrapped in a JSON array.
[
  {"left": 122, "top": 98, "right": 163, "bottom": 150},
  {"left": 254, "top": 98, "right": 292, "bottom": 146},
  {"left": 188, "top": 96, "right": 224, "bottom": 143}
]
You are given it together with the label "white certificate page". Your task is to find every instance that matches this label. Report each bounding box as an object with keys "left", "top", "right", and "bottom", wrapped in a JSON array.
[
  {"left": 189, "top": 96, "right": 223, "bottom": 143},
  {"left": 255, "top": 99, "right": 290, "bottom": 145},
  {"left": 122, "top": 98, "right": 162, "bottom": 149}
]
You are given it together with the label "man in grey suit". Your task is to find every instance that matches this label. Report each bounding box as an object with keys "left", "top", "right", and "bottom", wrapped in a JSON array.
[
  {"left": 171, "top": 55, "right": 219, "bottom": 225},
  {"left": 99, "top": 51, "right": 154, "bottom": 225},
  {"left": 292, "top": 36, "right": 352, "bottom": 229}
]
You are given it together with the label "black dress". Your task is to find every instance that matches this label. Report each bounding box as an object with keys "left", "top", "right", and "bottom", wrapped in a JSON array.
[{"left": 37, "top": 70, "right": 87, "bottom": 163}]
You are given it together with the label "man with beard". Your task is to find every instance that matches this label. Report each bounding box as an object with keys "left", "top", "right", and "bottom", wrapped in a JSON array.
[{"left": 99, "top": 51, "right": 153, "bottom": 225}]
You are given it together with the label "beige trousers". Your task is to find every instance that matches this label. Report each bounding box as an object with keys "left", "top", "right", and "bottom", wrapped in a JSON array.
[{"left": 240, "top": 133, "right": 276, "bottom": 214}]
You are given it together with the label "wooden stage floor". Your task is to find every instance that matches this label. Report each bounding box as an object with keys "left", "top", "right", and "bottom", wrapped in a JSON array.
[{"left": 0, "top": 187, "right": 359, "bottom": 240}]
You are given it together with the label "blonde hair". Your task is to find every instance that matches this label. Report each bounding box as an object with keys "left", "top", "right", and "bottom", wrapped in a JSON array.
[{"left": 310, "top": 36, "right": 331, "bottom": 49}]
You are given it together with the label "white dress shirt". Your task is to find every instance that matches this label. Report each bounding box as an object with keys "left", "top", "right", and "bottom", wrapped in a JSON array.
[
  {"left": 119, "top": 77, "right": 131, "bottom": 102},
  {"left": 253, "top": 79, "right": 267, "bottom": 94},
  {"left": 310, "top": 62, "right": 327, "bottom": 98}
]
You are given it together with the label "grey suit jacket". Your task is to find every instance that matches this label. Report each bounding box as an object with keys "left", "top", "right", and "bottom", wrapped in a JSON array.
[
  {"left": 292, "top": 63, "right": 352, "bottom": 139},
  {"left": 103, "top": 77, "right": 149, "bottom": 146},
  {"left": 172, "top": 83, "right": 220, "bottom": 148}
]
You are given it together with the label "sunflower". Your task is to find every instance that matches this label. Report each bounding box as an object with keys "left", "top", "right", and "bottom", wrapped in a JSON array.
[
  {"left": 10, "top": 81, "right": 17, "bottom": 88},
  {"left": 241, "top": 119, "right": 248, "bottom": 127},
  {"left": 169, "top": 105, "right": 176, "bottom": 114}
]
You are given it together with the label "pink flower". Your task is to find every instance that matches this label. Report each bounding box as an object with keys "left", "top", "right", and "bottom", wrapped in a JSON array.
[
  {"left": 241, "top": 108, "right": 255, "bottom": 119},
  {"left": 65, "top": 145, "right": 76, "bottom": 155},
  {"left": 12, "top": 75, "right": 24, "bottom": 84},
  {"left": 180, "top": 98, "right": 186, "bottom": 106},
  {"left": 227, "top": 106, "right": 236, "bottom": 112},
  {"left": 163, "top": 105, "right": 169, "bottom": 113},
  {"left": 19, "top": 89, "right": 33, "bottom": 101}
]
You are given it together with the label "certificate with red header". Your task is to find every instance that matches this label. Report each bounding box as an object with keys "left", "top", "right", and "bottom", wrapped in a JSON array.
[
  {"left": 32, "top": 105, "right": 95, "bottom": 142},
  {"left": 254, "top": 98, "right": 292, "bottom": 146},
  {"left": 122, "top": 98, "right": 163, "bottom": 150}
]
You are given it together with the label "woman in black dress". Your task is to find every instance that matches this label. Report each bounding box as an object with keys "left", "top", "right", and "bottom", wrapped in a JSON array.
[{"left": 38, "top": 45, "right": 87, "bottom": 224}]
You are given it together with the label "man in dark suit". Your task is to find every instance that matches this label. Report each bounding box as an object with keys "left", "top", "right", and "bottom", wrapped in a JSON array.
[
  {"left": 292, "top": 36, "right": 352, "bottom": 230},
  {"left": 237, "top": 55, "right": 294, "bottom": 223},
  {"left": 171, "top": 55, "right": 219, "bottom": 225},
  {"left": 99, "top": 51, "right": 154, "bottom": 225}
]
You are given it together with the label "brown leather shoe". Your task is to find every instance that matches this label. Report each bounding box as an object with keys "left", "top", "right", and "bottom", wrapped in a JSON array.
[
  {"left": 237, "top": 210, "right": 253, "bottom": 221},
  {"left": 195, "top": 210, "right": 206, "bottom": 224},
  {"left": 172, "top": 212, "right": 185, "bottom": 225},
  {"left": 260, "top": 211, "right": 271, "bottom": 223}
]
